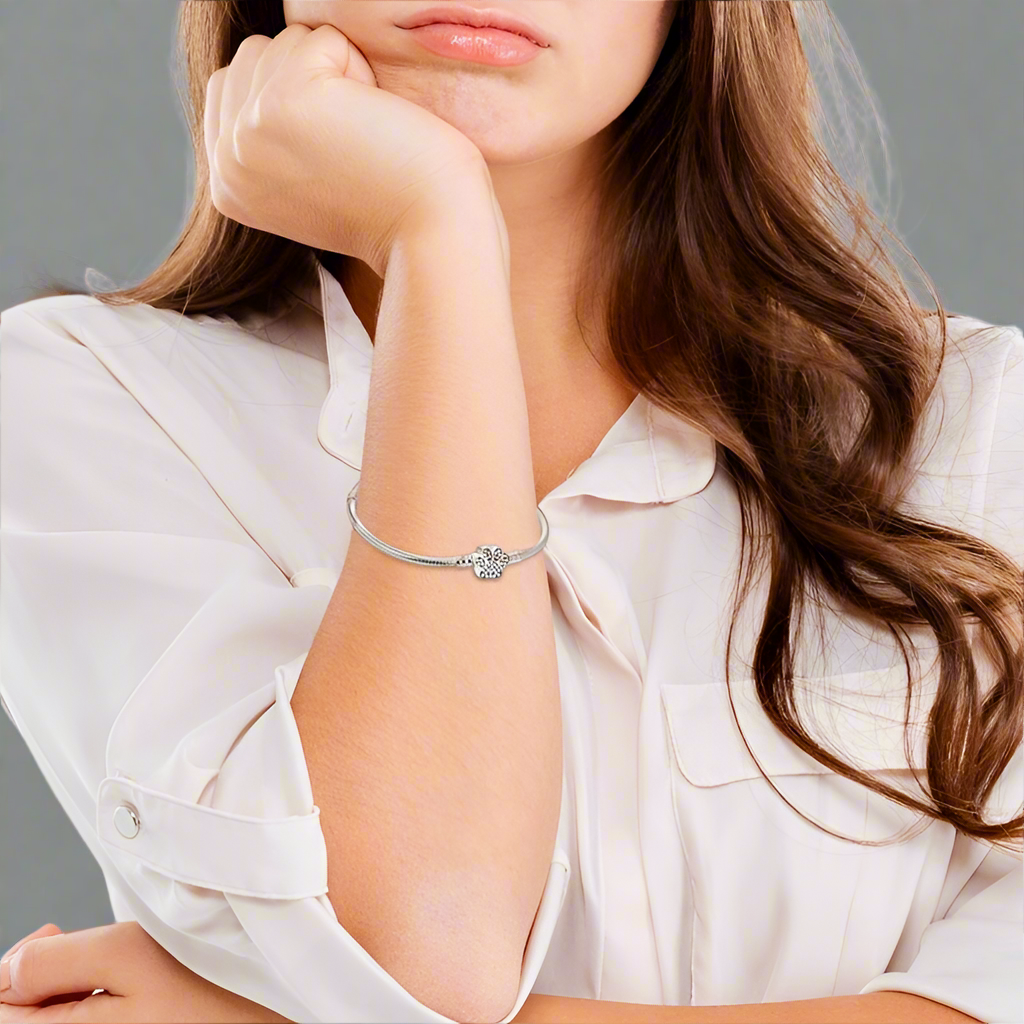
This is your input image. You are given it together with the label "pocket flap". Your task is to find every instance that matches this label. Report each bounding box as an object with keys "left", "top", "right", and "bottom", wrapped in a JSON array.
[{"left": 661, "top": 664, "right": 936, "bottom": 787}]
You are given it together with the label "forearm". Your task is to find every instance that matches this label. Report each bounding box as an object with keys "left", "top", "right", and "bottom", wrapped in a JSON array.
[
  {"left": 512, "top": 991, "right": 983, "bottom": 1024},
  {"left": 289, "top": 170, "right": 562, "bottom": 1024}
]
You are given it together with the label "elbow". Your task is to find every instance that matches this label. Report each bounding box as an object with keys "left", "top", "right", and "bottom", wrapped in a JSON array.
[
  {"left": 342, "top": 904, "right": 525, "bottom": 1024},
  {"left": 438, "top": 959, "right": 522, "bottom": 1024},
  {"left": 409, "top": 880, "right": 534, "bottom": 1022},
  {"left": 384, "top": 941, "right": 523, "bottom": 1024}
]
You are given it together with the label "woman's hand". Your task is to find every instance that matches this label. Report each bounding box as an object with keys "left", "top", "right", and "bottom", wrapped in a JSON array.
[
  {"left": 0, "top": 921, "right": 292, "bottom": 1023},
  {"left": 204, "top": 21, "right": 490, "bottom": 278}
]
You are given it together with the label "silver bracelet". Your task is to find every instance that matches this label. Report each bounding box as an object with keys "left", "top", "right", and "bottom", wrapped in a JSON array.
[{"left": 345, "top": 479, "right": 549, "bottom": 579}]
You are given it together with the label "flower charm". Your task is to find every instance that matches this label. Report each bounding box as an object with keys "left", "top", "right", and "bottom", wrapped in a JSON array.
[{"left": 471, "top": 544, "right": 512, "bottom": 579}]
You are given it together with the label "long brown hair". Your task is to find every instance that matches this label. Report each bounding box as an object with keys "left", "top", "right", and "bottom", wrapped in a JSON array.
[{"left": 27, "top": 1, "right": 1022, "bottom": 853}]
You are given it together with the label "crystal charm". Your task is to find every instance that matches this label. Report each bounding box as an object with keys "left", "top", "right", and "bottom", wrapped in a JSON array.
[{"left": 471, "top": 544, "right": 512, "bottom": 579}]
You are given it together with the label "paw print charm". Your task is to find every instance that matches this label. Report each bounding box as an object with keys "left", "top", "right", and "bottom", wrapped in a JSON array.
[{"left": 471, "top": 544, "right": 512, "bottom": 579}]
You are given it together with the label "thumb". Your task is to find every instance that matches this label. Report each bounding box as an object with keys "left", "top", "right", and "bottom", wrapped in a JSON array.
[
  {"left": 1, "top": 922, "right": 62, "bottom": 962},
  {"left": 1, "top": 922, "right": 64, "bottom": 1001},
  {"left": 0, "top": 931, "right": 99, "bottom": 1007},
  {"left": 300, "top": 23, "right": 378, "bottom": 89}
]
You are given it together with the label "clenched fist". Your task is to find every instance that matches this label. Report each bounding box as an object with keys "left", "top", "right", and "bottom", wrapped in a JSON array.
[{"left": 204, "top": 22, "right": 492, "bottom": 277}]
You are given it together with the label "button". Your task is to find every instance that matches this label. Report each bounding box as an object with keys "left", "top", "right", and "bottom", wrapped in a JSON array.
[{"left": 113, "top": 804, "right": 141, "bottom": 839}]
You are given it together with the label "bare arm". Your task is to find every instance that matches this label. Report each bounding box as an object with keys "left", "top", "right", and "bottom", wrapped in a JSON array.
[
  {"left": 512, "top": 991, "right": 983, "bottom": 1023},
  {"left": 288, "top": 167, "right": 562, "bottom": 1024},
  {"left": 0, "top": 926, "right": 980, "bottom": 1024}
]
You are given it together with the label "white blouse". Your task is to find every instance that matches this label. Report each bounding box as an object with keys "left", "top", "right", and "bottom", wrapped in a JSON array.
[{"left": 1, "top": 259, "right": 1021, "bottom": 1024}]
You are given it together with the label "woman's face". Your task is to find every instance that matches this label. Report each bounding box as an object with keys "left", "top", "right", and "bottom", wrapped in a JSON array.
[{"left": 281, "top": 1, "right": 677, "bottom": 165}]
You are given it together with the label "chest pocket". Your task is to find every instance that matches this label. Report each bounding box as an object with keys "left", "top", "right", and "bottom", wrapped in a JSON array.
[
  {"left": 660, "top": 665, "right": 937, "bottom": 854},
  {"left": 660, "top": 671, "right": 951, "bottom": 1005}
]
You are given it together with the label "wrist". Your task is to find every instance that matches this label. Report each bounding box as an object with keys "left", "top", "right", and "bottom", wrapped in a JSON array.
[{"left": 386, "top": 162, "right": 509, "bottom": 279}]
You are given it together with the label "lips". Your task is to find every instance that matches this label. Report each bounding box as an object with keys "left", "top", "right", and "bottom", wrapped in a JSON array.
[{"left": 397, "top": 6, "right": 551, "bottom": 48}]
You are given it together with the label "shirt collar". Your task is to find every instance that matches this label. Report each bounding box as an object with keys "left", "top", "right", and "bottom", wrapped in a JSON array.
[{"left": 299, "top": 256, "right": 717, "bottom": 507}]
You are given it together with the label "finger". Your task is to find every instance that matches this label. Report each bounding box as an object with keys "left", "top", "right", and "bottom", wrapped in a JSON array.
[
  {"left": 0, "top": 997, "right": 79, "bottom": 1023},
  {"left": 0, "top": 991, "right": 112, "bottom": 1024},
  {"left": 34, "top": 992, "right": 122, "bottom": 1024},
  {"left": 1, "top": 924, "right": 62, "bottom": 962},
  {"left": 219, "top": 34, "right": 271, "bottom": 155},
  {"left": 204, "top": 67, "right": 227, "bottom": 177},
  {"left": 38, "top": 990, "right": 102, "bottom": 1006},
  {"left": 0, "top": 928, "right": 119, "bottom": 1007},
  {"left": 291, "top": 22, "right": 378, "bottom": 89},
  {"left": 249, "top": 23, "right": 311, "bottom": 100}
]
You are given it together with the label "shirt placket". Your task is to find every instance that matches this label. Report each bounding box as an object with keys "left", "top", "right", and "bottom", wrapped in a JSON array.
[{"left": 540, "top": 517, "right": 665, "bottom": 1004}]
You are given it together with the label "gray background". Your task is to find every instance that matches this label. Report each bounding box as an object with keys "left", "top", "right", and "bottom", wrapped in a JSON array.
[{"left": 1, "top": 0, "right": 1022, "bottom": 950}]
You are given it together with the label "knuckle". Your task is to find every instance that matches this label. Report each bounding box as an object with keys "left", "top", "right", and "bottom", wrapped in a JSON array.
[
  {"left": 249, "top": 86, "right": 292, "bottom": 136},
  {"left": 246, "top": 95, "right": 270, "bottom": 136},
  {"left": 215, "top": 136, "right": 240, "bottom": 179},
  {"left": 12, "top": 940, "right": 40, "bottom": 990},
  {"left": 209, "top": 183, "right": 235, "bottom": 219},
  {"left": 231, "top": 117, "right": 256, "bottom": 168},
  {"left": 277, "top": 22, "right": 311, "bottom": 40},
  {"left": 252, "top": 83, "right": 286, "bottom": 119},
  {"left": 233, "top": 34, "right": 269, "bottom": 60},
  {"left": 207, "top": 170, "right": 236, "bottom": 216}
]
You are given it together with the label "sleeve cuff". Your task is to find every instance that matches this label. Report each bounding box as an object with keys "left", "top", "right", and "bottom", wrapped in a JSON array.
[
  {"left": 858, "top": 971, "right": 1017, "bottom": 1023},
  {"left": 98, "top": 642, "right": 572, "bottom": 1023}
]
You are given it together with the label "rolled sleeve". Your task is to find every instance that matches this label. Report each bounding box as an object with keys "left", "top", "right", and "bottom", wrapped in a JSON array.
[
  {"left": 0, "top": 303, "right": 569, "bottom": 1023},
  {"left": 859, "top": 325, "right": 1024, "bottom": 1023},
  {"left": 857, "top": 752, "right": 1023, "bottom": 1023}
]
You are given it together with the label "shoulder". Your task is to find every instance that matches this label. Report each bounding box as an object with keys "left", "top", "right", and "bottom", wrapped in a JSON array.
[
  {"left": 0, "top": 294, "right": 246, "bottom": 536},
  {"left": 2, "top": 294, "right": 138, "bottom": 411},
  {"left": 2, "top": 290, "right": 170, "bottom": 332},
  {"left": 921, "top": 312, "right": 1022, "bottom": 460},
  {"left": 1, "top": 291, "right": 206, "bottom": 357},
  {"left": 0, "top": 293, "right": 184, "bottom": 462},
  {"left": 1, "top": 289, "right": 300, "bottom": 385},
  {"left": 0, "top": 290, "right": 280, "bottom": 409},
  {"left": 0, "top": 293, "right": 186, "bottom": 397},
  {"left": 928, "top": 312, "right": 1023, "bottom": 401},
  {"left": 904, "top": 312, "right": 1023, "bottom": 561}
]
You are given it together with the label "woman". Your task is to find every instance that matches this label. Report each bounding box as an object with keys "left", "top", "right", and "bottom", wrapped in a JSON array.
[{"left": 0, "top": 1, "right": 1019, "bottom": 1022}]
